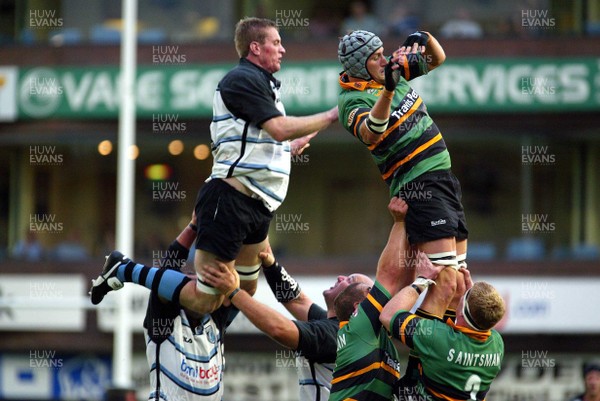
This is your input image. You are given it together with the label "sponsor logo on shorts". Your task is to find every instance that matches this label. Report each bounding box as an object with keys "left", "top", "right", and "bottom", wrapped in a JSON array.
[{"left": 430, "top": 219, "right": 446, "bottom": 226}]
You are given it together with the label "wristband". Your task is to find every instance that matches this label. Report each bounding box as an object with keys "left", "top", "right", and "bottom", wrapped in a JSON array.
[
  {"left": 411, "top": 276, "right": 436, "bottom": 293},
  {"left": 188, "top": 223, "right": 198, "bottom": 232},
  {"left": 263, "top": 261, "right": 301, "bottom": 302},
  {"left": 228, "top": 287, "right": 241, "bottom": 300}
]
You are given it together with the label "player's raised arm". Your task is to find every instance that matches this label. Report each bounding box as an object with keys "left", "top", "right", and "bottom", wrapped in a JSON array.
[
  {"left": 261, "top": 106, "right": 338, "bottom": 142},
  {"left": 259, "top": 245, "right": 315, "bottom": 321},
  {"left": 375, "top": 197, "right": 412, "bottom": 296},
  {"left": 203, "top": 261, "right": 301, "bottom": 349},
  {"left": 401, "top": 30, "right": 446, "bottom": 71},
  {"left": 380, "top": 251, "right": 444, "bottom": 332}
]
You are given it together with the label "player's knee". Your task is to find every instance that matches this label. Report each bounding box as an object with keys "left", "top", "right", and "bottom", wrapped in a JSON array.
[
  {"left": 240, "top": 279, "right": 257, "bottom": 296},
  {"left": 191, "top": 273, "right": 224, "bottom": 313},
  {"left": 190, "top": 290, "right": 223, "bottom": 315},
  {"left": 236, "top": 264, "right": 260, "bottom": 296}
]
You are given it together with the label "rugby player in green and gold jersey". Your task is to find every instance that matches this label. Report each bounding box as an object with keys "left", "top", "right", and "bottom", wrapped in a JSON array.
[
  {"left": 381, "top": 260, "right": 506, "bottom": 400},
  {"left": 337, "top": 30, "right": 468, "bottom": 333}
]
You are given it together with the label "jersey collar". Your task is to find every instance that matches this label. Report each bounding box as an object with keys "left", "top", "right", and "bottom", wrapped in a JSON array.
[
  {"left": 446, "top": 318, "right": 492, "bottom": 342},
  {"left": 339, "top": 72, "right": 384, "bottom": 91},
  {"left": 241, "top": 58, "right": 281, "bottom": 88}
]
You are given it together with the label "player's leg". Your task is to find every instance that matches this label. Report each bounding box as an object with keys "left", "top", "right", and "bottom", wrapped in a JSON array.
[
  {"left": 232, "top": 196, "right": 272, "bottom": 296},
  {"left": 235, "top": 238, "right": 270, "bottom": 297},
  {"left": 192, "top": 179, "right": 260, "bottom": 313},
  {"left": 453, "top": 168, "right": 469, "bottom": 271},
  {"left": 192, "top": 249, "right": 232, "bottom": 314},
  {"left": 400, "top": 170, "right": 465, "bottom": 317},
  {"left": 90, "top": 251, "right": 195, "bottom": 308},
  {"left": 456, "top": 239, "right": 467, "bottom": 269},
  {"left": 415, "top": 238, "right": 458, "bottom": 318},
  {"left": 89, "top": 248, "right": 234, "bottom": 315}
]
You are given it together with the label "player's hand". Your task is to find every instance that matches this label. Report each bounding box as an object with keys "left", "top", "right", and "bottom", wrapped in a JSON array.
[
  {"left": 291, "top": 132, "right": 318, "bottom": 156},
  {"left": 203, "top": 261, "right": 240, "bottom": 296},
  {"left": 384, "top": 59, "right": 401, "bottom": 92},
  {"left": 258, "top": 244, "right": 276, "bottom": 268},
  {"left": 388, "top": 196, "right": 408, "bottom": 222},
  {"left": 460, "top": 267, "right": 473, "bottom": 292},
  {"left": 402, "top": 31, "right": 429, "bottom": 48},
  {"left": 414, "top": 251, "right": 443, "bottom": 280}
]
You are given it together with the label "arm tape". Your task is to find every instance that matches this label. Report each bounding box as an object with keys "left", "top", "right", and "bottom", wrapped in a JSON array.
[
  {"left": 412, "top": 276, "right": 436, "bottom": 293},
  {"left": 262, "top": 261, "right": 302, "bottom": 303},
  {"left": 365, "top": 112, "right": 389, "bottom": 134}
]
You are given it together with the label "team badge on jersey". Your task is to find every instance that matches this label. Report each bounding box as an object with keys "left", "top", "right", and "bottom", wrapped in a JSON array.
[{"left": 205, "top": 325, "right": 217, "bottom": 344}]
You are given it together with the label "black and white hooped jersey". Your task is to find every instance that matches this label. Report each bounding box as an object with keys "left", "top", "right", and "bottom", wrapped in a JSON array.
[
  {"left": 293, "top": 304, "right": 339, "bottom": 401},
  {"left": 144, "top": 294, "right": 236, "bottom": 401},
  {"left": 209, "top": 58, "right": 289, "bottom": 212}
]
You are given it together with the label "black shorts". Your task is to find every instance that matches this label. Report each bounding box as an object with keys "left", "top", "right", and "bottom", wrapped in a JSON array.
[
  {"left": 397, "top": 169, "right": 468, "bottom": 245},
  {"left": 194, "top": 179, "right": 273, "bottom": 261}
]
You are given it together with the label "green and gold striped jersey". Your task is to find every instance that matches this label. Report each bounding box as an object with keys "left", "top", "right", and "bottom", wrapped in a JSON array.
[
  {"left": 392, "top": 311, "right": 504, "bottom": 400},
  {"left": 338, "top": 74, "right": 451, "bottom": 198},
  {"left": 330, "top": 281, "right": 401, "bottom": 401}
]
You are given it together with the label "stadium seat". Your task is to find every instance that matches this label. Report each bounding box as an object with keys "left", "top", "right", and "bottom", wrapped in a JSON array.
[
  {"left": 19, "top": 28, "right": 36, "bottom": 45},
  {"left": 586, "top": 22, "right": 600, "bottom": 36},
  {"left": 90, "top": 25, "right": 121, "bottom": 44},
  {"left": 465, "top": 242, "right": 497, "bottom": 261},
  {"left": 49, "top": 28, "right": 83, "bottom": 46},
  {"left": 138, "top": 28, "right": 167, "bottom": 44},
  {"left": 570, "top": 244, "right": 600, "bottom": 260},
  {"left": 550, "top": 245, "right": 570, "bottom": 260},
  {"left": 506, "top": 237, "right": 545, "bottom": 260}
]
